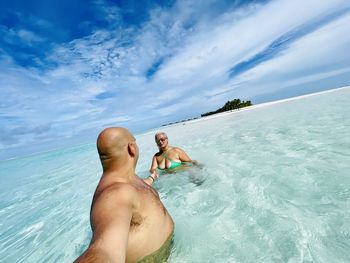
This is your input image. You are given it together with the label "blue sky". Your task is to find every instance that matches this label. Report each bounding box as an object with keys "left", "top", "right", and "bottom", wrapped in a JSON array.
[{"left": 1, "top": 0, "right": 350, "bottom": 159}]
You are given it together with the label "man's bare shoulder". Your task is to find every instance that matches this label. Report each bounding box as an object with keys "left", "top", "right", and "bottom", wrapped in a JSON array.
[{"left": 92, "top": 183, "right": 139, "bottom": 213}]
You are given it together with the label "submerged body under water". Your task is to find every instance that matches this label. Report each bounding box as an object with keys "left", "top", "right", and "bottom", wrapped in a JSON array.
[{"left": 1, "top": 87, "right": 350, "bottom": 262}]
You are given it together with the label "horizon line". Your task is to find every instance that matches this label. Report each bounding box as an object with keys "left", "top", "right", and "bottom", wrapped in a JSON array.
[{"left": 1, "top": 85, "right": 349, "bottom": 162}]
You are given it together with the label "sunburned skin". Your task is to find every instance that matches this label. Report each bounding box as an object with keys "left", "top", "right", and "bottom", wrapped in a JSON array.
[
  {"left": 75, "top": 127, "right": 174, "bottom": 263},
  {"left": 129, "top": 193, "right": 169, "bottom": 237},
  {"left": 155, "top": 147, "right": 182, "bottom": 169},
  {"left": 149, "top": 132, "right": 198, "bottom": 178}
]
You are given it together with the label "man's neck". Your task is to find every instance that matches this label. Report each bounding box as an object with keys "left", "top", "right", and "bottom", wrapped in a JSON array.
[
  {"left": 104, "top": 165, "right": 135, "bottom": 178},
  {"left": 99, "top": 167, "right": 136, "bottom": 189},
  {"left": 101, "top": 158, "right": 136, "bottom": 181}
]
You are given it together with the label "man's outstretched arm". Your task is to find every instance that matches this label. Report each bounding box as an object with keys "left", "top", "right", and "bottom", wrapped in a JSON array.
[{"left": 75, "top": 185, "right": 136, "bottom": 263}]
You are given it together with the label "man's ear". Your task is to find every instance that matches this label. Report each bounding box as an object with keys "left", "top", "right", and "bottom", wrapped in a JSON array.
[{"left": 127, "top": 142, "right": 136, "bottom": 157}]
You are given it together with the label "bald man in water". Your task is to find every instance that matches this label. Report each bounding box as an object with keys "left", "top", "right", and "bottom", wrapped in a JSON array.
[{"left": 75, "top": 127, "right": 174, "bottom": 263}]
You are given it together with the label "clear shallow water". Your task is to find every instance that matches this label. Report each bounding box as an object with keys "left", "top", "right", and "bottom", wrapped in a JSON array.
[{"left": 1, "top": 88, "right": 350, "bottom": 262}]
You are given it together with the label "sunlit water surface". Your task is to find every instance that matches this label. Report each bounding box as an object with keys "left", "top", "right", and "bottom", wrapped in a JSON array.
[{"left": 1, "top": 88, "right": 350, "bottom": 262}]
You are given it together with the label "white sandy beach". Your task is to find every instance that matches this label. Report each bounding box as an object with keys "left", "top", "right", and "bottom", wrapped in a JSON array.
[{"left": 169, "top": 85, "right": 350, "bottom": 126}]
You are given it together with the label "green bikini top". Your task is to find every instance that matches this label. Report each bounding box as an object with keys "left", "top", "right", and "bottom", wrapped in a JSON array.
[{"left": 158, "top": 148, "right": 182, "bottom": 170}]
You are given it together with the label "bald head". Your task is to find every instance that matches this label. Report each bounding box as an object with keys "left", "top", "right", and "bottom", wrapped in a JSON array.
[{"left": 97, "top": 127, "right": 138, "bottom": 169}]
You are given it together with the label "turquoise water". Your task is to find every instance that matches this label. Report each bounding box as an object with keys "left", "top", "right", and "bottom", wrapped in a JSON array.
[{"left": 1, "top": 88, "right": 350, "bottom": 262}]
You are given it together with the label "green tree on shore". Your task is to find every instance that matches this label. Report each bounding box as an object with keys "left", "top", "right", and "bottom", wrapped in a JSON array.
[{"left": 201, "top": 99, "right": 252, "bottom": 117}]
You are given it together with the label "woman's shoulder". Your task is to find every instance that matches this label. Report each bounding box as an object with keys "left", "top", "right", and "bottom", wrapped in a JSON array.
[
  {"left": 172, "top": 147, "right": 184, "bottom": 153},
  {"left": 154, "top": 151, "right": 163, "bottom": 157}
]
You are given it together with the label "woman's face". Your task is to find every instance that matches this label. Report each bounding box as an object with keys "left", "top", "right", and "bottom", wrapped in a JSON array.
[{"left": 155, "top": 135, "right": 168, "bottom": 149}]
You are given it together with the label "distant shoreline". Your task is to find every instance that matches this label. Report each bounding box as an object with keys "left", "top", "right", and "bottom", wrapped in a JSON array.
[
  {"left": 2, "top": 85, "right": 349, "bottom": 162},
  {"left": 164, "top": 85, "right": 350, "bottom": 126}
]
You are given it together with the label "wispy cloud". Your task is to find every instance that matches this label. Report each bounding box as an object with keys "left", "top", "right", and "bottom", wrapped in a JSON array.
[
  {"left": 1, "top": 0, "right": 350, "bottom": 158},
  {"left": 229, "top": 5, "right": 350, "bottom": 78},
  {"left": 16, "top": 29, "right": 45, "bottom": 44}
]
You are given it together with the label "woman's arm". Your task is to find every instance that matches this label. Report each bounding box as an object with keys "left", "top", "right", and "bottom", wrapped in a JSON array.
[
  {"left": 176, "top": 148, "right": 198, "bottom": 165},
  {"left": 149, "top": 155, "right": 159, "bottom": 174},
  {"left": 144, "top": 156, "right": 159, "bottom": 185}
]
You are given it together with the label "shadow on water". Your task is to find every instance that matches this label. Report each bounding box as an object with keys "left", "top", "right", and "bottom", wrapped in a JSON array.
[{"left": 185, "top": 165, "right": 207, "bottom": 186}]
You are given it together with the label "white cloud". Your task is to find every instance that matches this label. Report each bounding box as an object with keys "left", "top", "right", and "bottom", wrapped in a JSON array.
[
  {"left": 17, "top": 29, "right": 45, "bottom": 43},
  {"left": 1, "top": 0, "right": 350, "bottom": 156},
  {"left": 229, "top": 10, "right": 350, "bottom": 96}
]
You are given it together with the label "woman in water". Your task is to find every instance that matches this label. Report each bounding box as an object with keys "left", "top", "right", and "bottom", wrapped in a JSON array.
[{"left": 149, "top": 132, "right": 198, "bottom": 180}]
